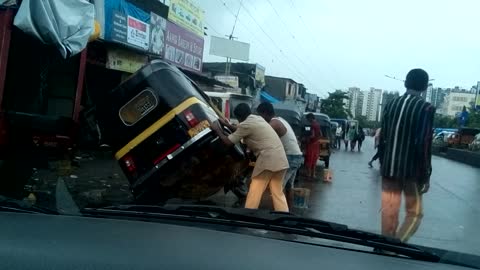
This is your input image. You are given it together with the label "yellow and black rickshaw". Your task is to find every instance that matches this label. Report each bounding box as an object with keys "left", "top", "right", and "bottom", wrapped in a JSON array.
[{"left": 96, "top": 60, "right": 248, "bottom": 203}]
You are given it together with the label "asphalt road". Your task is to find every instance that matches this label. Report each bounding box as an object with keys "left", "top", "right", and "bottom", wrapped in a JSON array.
[{"left": 300, "top": 137, "right": 480, "bottom": 256}]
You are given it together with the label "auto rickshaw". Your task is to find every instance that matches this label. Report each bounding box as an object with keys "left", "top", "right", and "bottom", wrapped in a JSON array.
[
  {"left": 301, "top": 112, "right": 331, "bottom": 168},
  {"left": 272, "top": 102, "right": 302, "bottom": 136},
  {"left": 96, "top": 60, "right": 249, "bottom": 204},
  {"left": 447, "top": 128, "right": 480, "bottom": 148}
]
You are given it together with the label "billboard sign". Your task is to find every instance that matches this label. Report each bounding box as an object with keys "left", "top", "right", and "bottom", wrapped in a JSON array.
[
  {"left": 164, "top": 21, "right": 204, "bottom": 72},
  {"left": 149, "top": 12, "right": 167, "bottom": 56},
  {"left": 168, "top": 0, "right": 205, "bottom": 37},
  {"left": 255, "top": 64, "right": 265, "bottom": 88},
  {"left": 209, "top": 36, "right": 250, "bottom": 61},
  {"left": 127, "top": 16, "right": 150, "bottom": 50},
  {"left": 106, "top": 48, "right": 148, "bottom": 73},
  {"left": 214, "top": 75, "right": 239, "bottom": 88}
]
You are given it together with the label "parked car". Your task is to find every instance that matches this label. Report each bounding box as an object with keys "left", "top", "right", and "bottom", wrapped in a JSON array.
[
  {"left": 204, "top": 92, "right": 253, "bottom": 125},
  {"left": 447, "top": 128, "right": 480, "bottom": 148},
  {"left": 95, "top": 60, "right": 249, "bottom": 204},
  {"left": 468, "top": 133, "right": 480, "bottom": 152}
]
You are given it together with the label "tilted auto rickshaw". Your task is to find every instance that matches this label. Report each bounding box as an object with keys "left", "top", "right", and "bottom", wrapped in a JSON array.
[
  {"left": 301, "top": 112, "right": 332, "bottom": 168},
  {"left": 96, "top": 60, "right": 249, "bottom": 204}
]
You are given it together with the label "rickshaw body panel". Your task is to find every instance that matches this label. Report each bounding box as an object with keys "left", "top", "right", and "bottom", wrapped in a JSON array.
[{"left": 96, "top": 60, "right": 248, "bottom": 203}]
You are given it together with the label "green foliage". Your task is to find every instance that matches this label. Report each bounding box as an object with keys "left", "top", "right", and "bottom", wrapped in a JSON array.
[
  {"left": 433, "top": 114, "right": 456, "bottom": 128},
  {"left": 355, "top": 115, "right": 380, "bottom": 129},
  {"left": 467, "top": 108, "right": 480, "bottom": 128},
  {"left": 320, "top": 90, "right": 351, "bottom": 119}
]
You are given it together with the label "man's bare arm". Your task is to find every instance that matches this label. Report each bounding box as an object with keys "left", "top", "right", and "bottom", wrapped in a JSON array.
[
  {"left": 270, "top": 119, "right": 287, "bottom": 137},
  {"left": 211, "top": 121, "right": 234, "bottom": 147}
]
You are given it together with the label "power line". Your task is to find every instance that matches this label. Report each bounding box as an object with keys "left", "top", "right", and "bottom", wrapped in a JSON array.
[
  {"left": 264, "top": 0, "right": 335, "bottom": 91},
  {"left": 287, "top": 0, "right": 340, "bottom": 88},
  {"left": 204, "top": 21, "right": 222, "bottom": 36},
  {"left": 215, "top": 0, "right": 310, "bottom": 86},
  {"left": 236, "top": 0, "right": 323, "bottom": 92}
]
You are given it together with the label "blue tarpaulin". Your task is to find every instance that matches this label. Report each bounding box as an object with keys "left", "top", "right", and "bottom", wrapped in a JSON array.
[
  {"left": 260, "top": 91, "right": 280, "bottom": 103},
  {"left": 104, "top": 0, "right": 150, "bottom": 44}
]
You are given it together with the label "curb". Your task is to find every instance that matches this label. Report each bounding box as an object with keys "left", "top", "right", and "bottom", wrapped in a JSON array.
[{"left": 433, "top": 146, "right": 480, "bottom": 168}]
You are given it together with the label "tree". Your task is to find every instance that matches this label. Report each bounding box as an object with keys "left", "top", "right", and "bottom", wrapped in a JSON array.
[
  {"left": 433, "top": 114, "right": 456, "bottom": 128},
  {"left": 320, "top": 90, "right": 351, "bottom": 119}
]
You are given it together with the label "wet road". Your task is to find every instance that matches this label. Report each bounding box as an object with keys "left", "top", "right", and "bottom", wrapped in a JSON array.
[{"left": 302, "top": 137, "right": 480, "bottom": 255}]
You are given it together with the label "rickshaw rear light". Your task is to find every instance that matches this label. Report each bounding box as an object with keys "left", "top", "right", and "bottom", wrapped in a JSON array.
[
  {"left": 122, "top": 155, "right": 137, "bottom": 173},
  {"left": 184, "top": 110, "right": 199, "bottom": 127},
  {"left": 225, "top": 100, "right": 230, "bottom": 120}
]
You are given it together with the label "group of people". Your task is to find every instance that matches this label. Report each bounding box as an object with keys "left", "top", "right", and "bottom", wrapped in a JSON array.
[
  {"left": 335, "top": 124, "right": 366, "bottom": 152},
  {"left": 211, "top": 68, "right": 435, "bottom": 245},
  {"left": 212, "top": 102, "right": 322, "bottom": 212}
]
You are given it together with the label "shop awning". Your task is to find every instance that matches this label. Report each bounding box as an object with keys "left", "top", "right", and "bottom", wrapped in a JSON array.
[{"left": 260, "top": 91, "right": 280, "bottom": 103}]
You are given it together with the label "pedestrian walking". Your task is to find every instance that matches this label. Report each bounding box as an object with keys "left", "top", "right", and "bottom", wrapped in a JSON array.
[
  {"left": 335, "top": 125, "right": 343, "bottom": 149},
  {"left": 212, "top": 103, "right": 289, "bottom": 212},
  {"left": 257, "top": 102, "right": 303, "bottom": 192},
  {"left": 379, "top": 68, "right": 435, "bottom": 243},
  {"left": 368, "top": 128, "right": 383, "bottom": 168},
  {"left": 346, "top": 124, "right": 357, "bottom": 151},
  {"left": 344, "top": 124, "right": 350, "bottom": 150},
  {"left": 357, "top": 126, "right": 366, "bottom": 151},
  {"left": 303, "top": 113, "right": 322, "bottom": 179}
]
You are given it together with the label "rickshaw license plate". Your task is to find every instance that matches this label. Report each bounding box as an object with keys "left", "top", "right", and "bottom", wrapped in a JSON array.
[{"left": 188, "top": 120, "right": 210, "bottom": 137}]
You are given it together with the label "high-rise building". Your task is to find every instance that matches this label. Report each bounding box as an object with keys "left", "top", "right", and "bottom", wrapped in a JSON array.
[
  {"left": 346, "top": 87, "right": 362, "bottom": 118},
  {"left": 441, "top": 91, "right": 476, "bottom": 117},
  {"left": 364, "top": 88, "right": 383, "bottom": 122},
  {"left": 379, "top": 91, "right": 400, "bottom": 121},
  {"left": 425, "top": 83, "right": 433, "bottom": 103}
]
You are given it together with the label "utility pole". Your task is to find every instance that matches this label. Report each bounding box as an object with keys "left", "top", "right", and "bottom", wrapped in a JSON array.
[{"left": 224, "top": 0, "right": 242, "bottom": 75}]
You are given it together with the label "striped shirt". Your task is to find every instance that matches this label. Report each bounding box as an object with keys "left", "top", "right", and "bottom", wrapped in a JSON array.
[{"left": 380, "top": 92, "right": 435, "bottom": 180}]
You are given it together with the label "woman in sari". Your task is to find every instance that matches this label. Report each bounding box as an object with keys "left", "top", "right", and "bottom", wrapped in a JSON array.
[{"left": 304, "top": 113, "right": 322, "bottom": 178}]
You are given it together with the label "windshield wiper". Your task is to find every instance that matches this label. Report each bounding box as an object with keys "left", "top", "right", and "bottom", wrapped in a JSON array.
[
  {"left": 82, "top": 204, "right": 439, "bottom": 262},
  {"left": 0, "top": 195, "right": 57, "bottom": 214}
]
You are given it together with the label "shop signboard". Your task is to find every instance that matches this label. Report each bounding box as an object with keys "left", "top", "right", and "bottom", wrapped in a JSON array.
[
  {"left": 164, "top": 21, "right": 204, "bottom": 72},
  {"left": 214, "top": 75, "right": 239, "bottom": 88},
  {"left": 127, "top": 16, "right": 150, "bottom": 50},
  {"left": 168, "top": 0, "right": 205, "bottom": 37},
  {"left": 255, "top": 64, "right": 265, "bottom": 88},
  {"left": 149, "top": 12, "right": 167, "bottom": 56},
  {"left": 104, "top": 0, "right": 168, "bottom": 52},
  {"left": 100, "top": 0, "right": 204, "bottom": 73},
  {"left": 106, "top": 48, "right": 148, "bottom": 73}
]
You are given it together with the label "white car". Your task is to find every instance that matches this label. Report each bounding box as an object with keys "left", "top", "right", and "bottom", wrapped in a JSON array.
[{"left": 468, "top": 133, "right": 480, "bottom": 151}]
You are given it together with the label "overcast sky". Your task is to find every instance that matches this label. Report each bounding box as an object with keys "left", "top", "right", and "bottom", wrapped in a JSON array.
[{"left": 192, "top": 0, "right": 480, "bottom": 96}]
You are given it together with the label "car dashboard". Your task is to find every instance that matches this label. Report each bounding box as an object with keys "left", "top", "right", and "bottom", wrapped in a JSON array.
[{"left": 0, "top": 212, "right": 475, "bottom": 270}]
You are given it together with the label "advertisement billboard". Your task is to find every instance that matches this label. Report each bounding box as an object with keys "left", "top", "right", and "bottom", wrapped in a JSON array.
[
  {"left": 168, "top": 0, "right": 205, "bottom": 37},
  {"left": 255, "top": 64, "right": 265, "bottom": 88},
  {"left": 164, "top": 21, "right": 204, "bottom": 72},
  {"left": 106, "top": 48, "right": 148, "bottom": 73},
  {"left": 209, "top": 36, "right": 250, "bottom": 61}
]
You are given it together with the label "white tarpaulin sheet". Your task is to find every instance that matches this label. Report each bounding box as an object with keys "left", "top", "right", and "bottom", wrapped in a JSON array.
[{"left": 13, "top": 0, "right": 94, "bottom": 58}]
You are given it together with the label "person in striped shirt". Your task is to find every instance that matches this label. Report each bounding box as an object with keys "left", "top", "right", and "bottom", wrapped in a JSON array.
[{"left": 379, "top": 69, "right": 435, "bottom": 243}]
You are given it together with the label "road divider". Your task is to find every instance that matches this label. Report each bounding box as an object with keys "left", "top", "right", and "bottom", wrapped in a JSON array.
[{"left": 432, "top": 146, "right": 480, "bottom": 168}]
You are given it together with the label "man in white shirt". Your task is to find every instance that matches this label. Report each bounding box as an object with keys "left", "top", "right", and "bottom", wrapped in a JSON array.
[
  {"left": 257, "top": 102, "right": 303, "bottom": 191},
  {"left": 335, "top": 126, "right": 343, "bottom": 149},
  {"left": 211, "top": 103, "right": 289, "bottom": 212}
]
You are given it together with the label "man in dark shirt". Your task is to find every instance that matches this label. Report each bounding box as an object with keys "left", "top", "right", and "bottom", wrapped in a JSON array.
[{"left": 380, "top": 69, "right": 435, "bottom": 242}]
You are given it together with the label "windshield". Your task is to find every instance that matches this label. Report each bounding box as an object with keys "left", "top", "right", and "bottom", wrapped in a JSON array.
[{"left": 1, "top": 0, "right": 480, "bottom": 266}]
